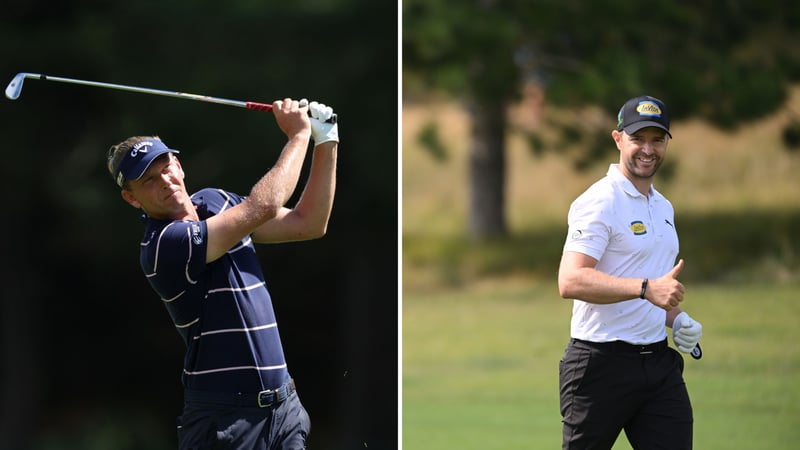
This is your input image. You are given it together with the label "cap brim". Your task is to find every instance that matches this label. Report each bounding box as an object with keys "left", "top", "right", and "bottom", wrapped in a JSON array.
[
  {"left": 623, "top": 121, "right": 672, "bottom": 138},
  {"left": 126, "top": 148, "right": 180, "bottom": 181}
]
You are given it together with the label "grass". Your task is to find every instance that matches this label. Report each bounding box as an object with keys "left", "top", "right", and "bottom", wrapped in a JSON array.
[{"left": 402, "top": 280, "right": 800, "bottom": 449}]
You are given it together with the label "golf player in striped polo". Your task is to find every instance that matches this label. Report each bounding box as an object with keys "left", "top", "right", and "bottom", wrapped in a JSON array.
[{"left": 107, "top": 99, "right": 338, "bottom": 450}]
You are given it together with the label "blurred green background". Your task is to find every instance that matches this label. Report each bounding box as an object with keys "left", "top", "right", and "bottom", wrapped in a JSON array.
[
  {"left": 1, "top": 1, "right": 397, "bottom": 449},
  {"left": 403, "top": 1, "right": 800, "bottom": 449}
]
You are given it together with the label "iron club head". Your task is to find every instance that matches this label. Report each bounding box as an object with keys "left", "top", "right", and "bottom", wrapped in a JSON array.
[{"left": 5, "top": 73, "right": 32, "bottom": 100}]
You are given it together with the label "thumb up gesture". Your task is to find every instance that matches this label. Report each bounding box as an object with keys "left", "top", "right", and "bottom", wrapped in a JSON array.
[{"left": 644, "top": 259, "right": 686, "bottom": 311}]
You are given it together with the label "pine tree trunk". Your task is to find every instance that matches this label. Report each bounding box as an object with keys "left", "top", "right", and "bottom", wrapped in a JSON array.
[{"left": 467, "top": 100, "right": 507, "bottom": 240}]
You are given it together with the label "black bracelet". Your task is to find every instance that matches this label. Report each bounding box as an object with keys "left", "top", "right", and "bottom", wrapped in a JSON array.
[{"left": 640, "top": 278, "right": 648, "bottom": 299}]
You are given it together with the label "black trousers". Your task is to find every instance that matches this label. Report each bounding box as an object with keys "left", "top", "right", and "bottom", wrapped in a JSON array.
[{"left": 559, "top": 338, "right": 693, "bottom": 450}]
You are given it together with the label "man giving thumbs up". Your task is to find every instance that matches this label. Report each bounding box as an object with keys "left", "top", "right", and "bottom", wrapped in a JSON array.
[{"left": 556, "top": 95, "right": 702, "bottom": 450}]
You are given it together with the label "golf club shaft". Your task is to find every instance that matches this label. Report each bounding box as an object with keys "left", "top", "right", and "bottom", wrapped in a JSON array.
[
  {"left": 6, "top": 72, "right": 336, "bottom": 122},
  {"left": 11, "top": 72, "right": 267, "bottom": 109}
]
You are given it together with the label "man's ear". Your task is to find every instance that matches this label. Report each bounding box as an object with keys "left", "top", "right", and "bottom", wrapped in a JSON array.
[
  {"left": 611, "top": 129, "right": 623, "bottom": 150},
  {"left": 121, "top": 189, "right": 142, "bottom": 209}
]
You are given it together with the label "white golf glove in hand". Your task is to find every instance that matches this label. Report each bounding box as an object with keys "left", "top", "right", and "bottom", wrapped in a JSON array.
[
  {"left": 308, "top": 100, "right": 339, "bottom": 145},
  {"left": 672, "top": 312, "right": 703, "bottom": 353}
]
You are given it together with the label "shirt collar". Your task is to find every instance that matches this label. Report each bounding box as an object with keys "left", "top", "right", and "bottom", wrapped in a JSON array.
[{"left": 607, "top": 164, "right": 654, "bottom": 198}]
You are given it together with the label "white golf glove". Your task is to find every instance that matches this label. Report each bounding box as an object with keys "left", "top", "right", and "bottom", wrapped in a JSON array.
[
  {"left": 308, "top": 100, "right": 339, "bottom": 145},
  {"left": 672, "top": 312, "right": 703, "bottom": 353}
]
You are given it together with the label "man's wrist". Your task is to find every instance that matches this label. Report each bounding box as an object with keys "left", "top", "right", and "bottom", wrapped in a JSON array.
[
  {"left": 288, "top": 130, "right": 312, "bottom": 145},
  {"left": 314, "top": 141, "right": 337, "bottom": 150}
]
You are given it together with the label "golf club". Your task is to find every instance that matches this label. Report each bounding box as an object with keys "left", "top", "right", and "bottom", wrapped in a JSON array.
[{"left": 5, "top": 72, "right": 336, "bottom": 123}]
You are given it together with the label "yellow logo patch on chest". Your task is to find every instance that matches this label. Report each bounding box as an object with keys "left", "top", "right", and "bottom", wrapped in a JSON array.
[{"left": 630, "top": 221, "right": 647, "bottom": 235}]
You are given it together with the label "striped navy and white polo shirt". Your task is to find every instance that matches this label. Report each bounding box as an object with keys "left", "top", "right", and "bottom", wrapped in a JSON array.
[{"left": 139, "top": 187, "right": 290, "bottom": 393}]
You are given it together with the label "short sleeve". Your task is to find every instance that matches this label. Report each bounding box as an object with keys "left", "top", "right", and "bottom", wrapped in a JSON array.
[
  {"left": 562, "top": 193, "right": 611, "bottom": 262},
  {"left": 141, "top": 220, "right": 209, "bottom": 300}
]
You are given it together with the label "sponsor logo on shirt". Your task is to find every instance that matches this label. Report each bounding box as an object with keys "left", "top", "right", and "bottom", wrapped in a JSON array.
[
  {"left": 191, "top": 223, "right": 203, "bottom": 245},
  {"left": 630, "top": 220, "right": 647, "bottom": 235}
]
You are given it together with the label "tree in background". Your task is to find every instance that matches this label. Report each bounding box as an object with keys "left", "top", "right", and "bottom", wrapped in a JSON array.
[{"left": 404, "top": 0, "right": 800, "bottom": 240}]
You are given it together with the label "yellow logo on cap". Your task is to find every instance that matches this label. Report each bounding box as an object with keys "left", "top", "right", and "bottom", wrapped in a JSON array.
[
  {"left": 630, "top": 221, "right": 647, "bottom": 235},
  {"left": 636, "top": 102, "right": 662, "bottom": 117}
]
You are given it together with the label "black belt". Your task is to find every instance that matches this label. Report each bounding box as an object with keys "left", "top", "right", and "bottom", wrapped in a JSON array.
[
  {"left": 572, "top": 338, "right": 668, "bottom": 355},
  {"left": 184, "top": 379, "right": 296, "bottom": 408}
]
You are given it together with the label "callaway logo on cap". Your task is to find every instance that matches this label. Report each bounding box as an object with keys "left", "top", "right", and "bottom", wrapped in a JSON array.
[
  {"left": 130, "top": 140, "right": 153, "bottom": 157},
  {"left": 114, "top": 138, "right": 180, "bottom": 187},
  {"left": 617, "top": 95, "right": 672, "bottom": 138}
]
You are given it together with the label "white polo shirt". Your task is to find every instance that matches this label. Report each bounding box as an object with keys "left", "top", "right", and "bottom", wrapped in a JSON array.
[{"left": 563, "top": 164, "right": 679, "bottom": 344}]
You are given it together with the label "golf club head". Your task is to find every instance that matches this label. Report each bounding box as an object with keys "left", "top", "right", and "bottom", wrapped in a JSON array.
[{"left": 5, "top": 73, "right": 32, "bottom": 100}]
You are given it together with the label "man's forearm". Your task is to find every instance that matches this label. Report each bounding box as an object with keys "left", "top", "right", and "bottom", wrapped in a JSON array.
[
  {"left": 246, "top": 132, "right": 311, "bottom": 222},
  {"left": 559, "top": 267, "right": 644, "bottom": 304},
  {"left": 292, "top": 142, "right": 337, "bottom": 229}
]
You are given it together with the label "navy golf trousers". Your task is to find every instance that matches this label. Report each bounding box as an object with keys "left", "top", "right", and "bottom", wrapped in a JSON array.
[{"left": 176, "top": 391, "right": 310, "bottom": 450}]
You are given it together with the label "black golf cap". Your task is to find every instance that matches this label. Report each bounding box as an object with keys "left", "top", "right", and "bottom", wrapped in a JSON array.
[{"left": 616, "top": 95, "right": 671, "bottom": 138}]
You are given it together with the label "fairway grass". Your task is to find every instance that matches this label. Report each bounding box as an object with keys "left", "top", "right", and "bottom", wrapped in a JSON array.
[{"left": 402, "top": 280, "right": 800, "bottom": 449}]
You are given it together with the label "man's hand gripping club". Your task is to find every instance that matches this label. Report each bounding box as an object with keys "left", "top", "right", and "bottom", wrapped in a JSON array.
[{"left": 308, "top": 100, "right": 339, "bottom": 145}]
